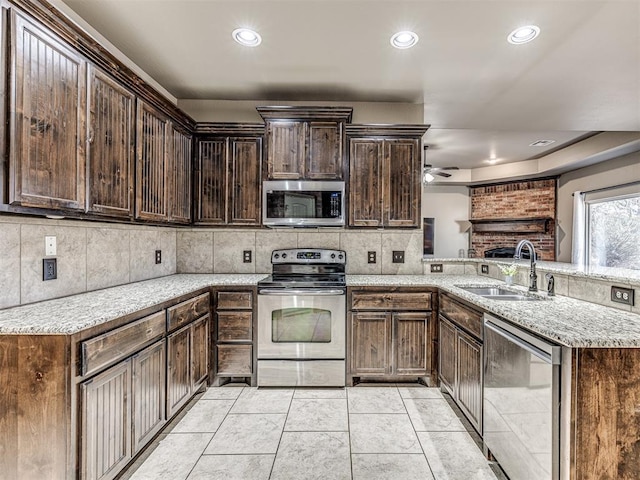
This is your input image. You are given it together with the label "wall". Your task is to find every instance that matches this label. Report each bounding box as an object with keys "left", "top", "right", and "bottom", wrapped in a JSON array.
[
  {"left": 421, "top": 185, "right": 470, "bottom": 258},
  {"left": 176, "top": 228, "right": 424, "bottom": 276},
  {"left": 470, "top": 179, "right": 556, "bottom": 260},
  {"left": 556, "top": 151, "right": 640, "bottom": 262},
  {"left": 0, "top": 216, "right": 177, "bottom": 309},
  {"left": 178, "top": 99, "right": 424, "bottom": 124}
]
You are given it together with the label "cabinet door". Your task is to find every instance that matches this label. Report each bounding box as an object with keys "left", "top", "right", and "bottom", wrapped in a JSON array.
[
  {"left": 393, "top": 312, "right": 429, "bottom": 376},
  {"left": 229, "top": 137, "right": 261, "bottom": 224},
  {"left": 132, "top": 340, "right": 166, "bottom": 454},
  {"left": 167, "top": 325, "right": 191, "bottom": 417},
  {"left": 195, "top": 139, "right": 227, "bottom": 224},
  {"left": 81, "top": 360, "right": 132, "bottom": 480},
  {"left": 266, "top": 121, "right": 305, "bottom": 179},
  {"left": 349, "top": 139, "right": 383, "bottom": 227},
  {"left": 382, "top": 138, "right": 420, "bottom": 227},
  {"left": 306, "top": 121, "right": 342, "bottom": 179},
  {"left": 438, "top": 316, "right": 457, "bottom": 395},
  {"left": 87, "top": 66, "right": 135, "bottom": 217},
  {"left": 136, "top": 101, "right": 168, "bottom": 221},
  {"left": 169, "top": 126, "right": 192, "bottom": 223},
  {"left": 351, "top": 311, "right": 391, "bottom": 375},
  {"left": 9, "top": 11, "right": 87, "bottom": 210},
  {"left": 191, "top": 315, "right": 210, "bottom": 390},
  {"left": 457, "top": 329, "right": 482, "bottom": 432}
]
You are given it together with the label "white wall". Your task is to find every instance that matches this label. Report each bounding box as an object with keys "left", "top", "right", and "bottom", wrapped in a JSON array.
[
  {"left": 556, "top": 151, "right": 640, "bottom": 262},
  {"left": 421, "top": 185, "right": 470, "bottom": 258}
]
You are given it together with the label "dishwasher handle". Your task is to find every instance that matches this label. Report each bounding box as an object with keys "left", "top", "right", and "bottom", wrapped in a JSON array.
[{"left": 485, "top": 318, "right": 561, "bottom": 365}]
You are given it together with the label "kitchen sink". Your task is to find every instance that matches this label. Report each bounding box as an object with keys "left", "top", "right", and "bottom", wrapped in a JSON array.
[{"left": 456, "top": 286, "right": 545, "bottom": 301}]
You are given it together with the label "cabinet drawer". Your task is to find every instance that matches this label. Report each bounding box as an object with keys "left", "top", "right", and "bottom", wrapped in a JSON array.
[
  {"left": 217, "top": 311, "right": 252, "bottom": 341},
  {"left": 167, "top": 293, "right": 210, "bottom": 332},
  {"left": 217, "top": 291, "right": 253, "bottom": 310},
  {"left": 217, "top": 344, "right": 252, "bottom": 375},
  {"left": 352, "top": 292, "right": 432, "bottom": 311},
  {"left": 440, "top": 295, "right": 482, "bottom": 340},
  {"left": 81, "top": 311, "right": 165, "bottom": 377}
]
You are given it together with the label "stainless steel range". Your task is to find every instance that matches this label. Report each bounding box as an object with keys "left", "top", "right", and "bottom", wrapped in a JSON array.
[{"left": 257, "top": 248, "right": 346, "bottom": 387}]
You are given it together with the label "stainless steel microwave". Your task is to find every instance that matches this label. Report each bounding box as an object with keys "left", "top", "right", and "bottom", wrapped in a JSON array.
[{"left": 262, "top": 180, "right": 345, "bottom": 227}]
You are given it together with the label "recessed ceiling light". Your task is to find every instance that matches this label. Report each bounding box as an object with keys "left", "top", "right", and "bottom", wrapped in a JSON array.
[
  {"left": 507, "top": 25, "right": 540, "bottom": 44},
  {"left": 390, "top": 31, "right": 419, "bottom": 49},
  {"left": 232, "top": 28, "right": 262, "bottom": 47},
  {"left": 529, "top": 139, "right": 555, "bottom": 147}
]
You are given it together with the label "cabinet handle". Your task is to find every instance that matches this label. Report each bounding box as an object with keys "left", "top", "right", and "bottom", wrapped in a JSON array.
[{"left": 88, "top": 129, "right": 95, "bottom": 144}]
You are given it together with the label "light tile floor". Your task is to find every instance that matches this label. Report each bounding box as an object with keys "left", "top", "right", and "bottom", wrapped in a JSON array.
[{"left": 122, "top": 384, "right": 505, "bottom": 480}]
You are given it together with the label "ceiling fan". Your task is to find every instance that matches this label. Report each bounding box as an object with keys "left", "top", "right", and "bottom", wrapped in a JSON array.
[{"left": 423, "top": 146, "right": 459, "bottom": 183}]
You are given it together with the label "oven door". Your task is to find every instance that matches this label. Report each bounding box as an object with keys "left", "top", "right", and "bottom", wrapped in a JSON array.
[{"left": 257, "top": 288, "right": 346, "bottom": 360}]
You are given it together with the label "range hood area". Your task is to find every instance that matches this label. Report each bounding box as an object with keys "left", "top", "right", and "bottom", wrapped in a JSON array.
[{"left": 469, "top": 217, "right": 553, "bottom": 233}]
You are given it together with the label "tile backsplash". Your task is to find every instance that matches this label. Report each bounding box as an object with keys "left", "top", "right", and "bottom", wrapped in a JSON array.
[
  {"left": 176, "top": 228, "right": 425, "bottom": 276},
  {"left": 0, "top": 216, "right": 177, "bottom": 309}
]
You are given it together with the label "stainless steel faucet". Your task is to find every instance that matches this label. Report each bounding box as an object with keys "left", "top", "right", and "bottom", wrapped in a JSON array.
[
  {"left": 545, "top": 273, "right": 555, "bottom": 296},
  {"left": 514, "top": 239, "right": 537, "bottom": 292}
]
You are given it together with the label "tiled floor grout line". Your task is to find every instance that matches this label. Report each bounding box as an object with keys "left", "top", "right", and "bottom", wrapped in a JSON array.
[
  {"left": 182, "top": 385, "right": 246, "bottom": 480},
  {"left": 399, "top": 389, "right": 439, "bottom": 480},
  {"left": 346, "top": 386, "right": 354, "bottom": 480},
  {"left": 267, "top": 388, "right": 295, "bottom": 479}
]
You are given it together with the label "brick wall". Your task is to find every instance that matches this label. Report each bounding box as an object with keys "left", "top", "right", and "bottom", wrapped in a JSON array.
[{"left": 470, "top": 179, "right": 556, "bottom": 260}]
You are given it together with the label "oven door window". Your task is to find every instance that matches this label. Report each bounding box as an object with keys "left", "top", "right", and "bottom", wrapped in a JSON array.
[{"left": 272, "top": 308, "right": 332, "bottom": 342}]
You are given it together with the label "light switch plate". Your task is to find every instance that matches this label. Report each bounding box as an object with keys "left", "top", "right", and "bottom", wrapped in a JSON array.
[
  {"left": 481, "top": 264, "right": 489, "bottom": 274},
  {"left": 430, "top": 263, "right": 443, "bottom": 273},
  {"left": 45, "top": 236, "right": 57, "bottom": 256}
]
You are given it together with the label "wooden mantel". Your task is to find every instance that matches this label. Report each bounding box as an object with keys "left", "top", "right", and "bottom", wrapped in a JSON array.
[{"left": 469, "top": 217, "right": 553, "bottom": 233}]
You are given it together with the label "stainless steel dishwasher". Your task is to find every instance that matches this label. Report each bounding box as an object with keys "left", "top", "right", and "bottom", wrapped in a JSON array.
[{"left": 483, "top": 314, "right": 561, "bottom": 480}]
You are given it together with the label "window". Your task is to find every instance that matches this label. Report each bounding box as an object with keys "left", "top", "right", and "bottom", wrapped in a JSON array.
[
  {"left": 575, "top": 183, "right": 640, "bottom": 270},
  {"left": 587, "top": 194, "right": 640, "bottom": 270}
]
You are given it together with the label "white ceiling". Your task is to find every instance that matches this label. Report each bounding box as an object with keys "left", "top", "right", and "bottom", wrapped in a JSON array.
[{"left": 59, "top": 0, "right": 640, "bottom": 180}]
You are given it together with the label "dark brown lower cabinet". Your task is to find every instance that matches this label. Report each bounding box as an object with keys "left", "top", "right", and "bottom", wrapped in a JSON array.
[
  {"left": 438, "top": 292, "right": 484, "bottom": 433},
  {"left": 81, "top": 360, "right": 132, "bottom": 480},
  {"left": 132, "top": 341, "right": 166, "bottom": 454},
  {"left": 214, "top": 289, "right": 255, "bottom": 385},
  {"left": 80, "top": 339, "right": 166, "bottom": 480},
  {"left": 348, "top": 288, "right": 435, "bottom": 385},
  {"left": 167, "top": 314, "right": 210, "bottom": 418}
]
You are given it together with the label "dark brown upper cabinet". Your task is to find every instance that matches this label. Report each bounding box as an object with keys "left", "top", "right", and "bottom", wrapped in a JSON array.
[
  {"left": 87, "top": 66, "right": 135, "bottom": 218},
  {"left": 9, "top": 10, "right": 87, "bottom": 211},
  {"left": 169, "top": 125, "right": 192, "bottom": 224},
  {"left": 136, "top": 101, "right": 192, "bottom": 223},
  {"left": 347, "top": 125, "right": 429, "bottom": 228},
  {"left": 194, "top": 124, "right": 263, "bottom": 226},
  {"left": 136, "top": 101, "right": 169, "bottom": 221},
  {"left": 257, "top": 106, "right": 352, "bottom": 180}
]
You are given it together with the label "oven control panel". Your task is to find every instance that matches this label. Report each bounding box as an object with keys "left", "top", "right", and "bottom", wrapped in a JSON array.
[{"left": 271, "top": 249, "right": 346, "bottom": 264}]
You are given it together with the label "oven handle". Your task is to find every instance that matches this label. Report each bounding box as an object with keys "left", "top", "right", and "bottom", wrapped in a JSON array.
[{"left": 258, "top": 288, "right": 345, "bottom": 296}]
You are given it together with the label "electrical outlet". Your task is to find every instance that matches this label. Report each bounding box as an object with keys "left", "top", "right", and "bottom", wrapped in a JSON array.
[
  {"left": 481, "top": 264, "right": 489, "bottom": 274},
  {"left": 243, "top": 250, "right": 252, "bottom": 263},
  {"left": 392, "top": 251, "right": 405, "bottom": 263},
  {"left": 367, "top": 251, "right": 376, "bottom": 264},
  {"left": 430, "top": 263, "right": 443, "bottom": 273},
  {"left": 155, "top": 250, "right": 162, "bottom": 264},
  {"left": 611, "top": 286, "right": 634, "bottom": 306},
  {"left": 45, "top": 236, "right": 57, "bottom": 256},
  {"left": 43, "top": 258, "right": 57, "bottom": 281}
]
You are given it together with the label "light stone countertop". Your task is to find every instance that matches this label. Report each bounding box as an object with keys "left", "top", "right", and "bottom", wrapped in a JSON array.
[
  {"left": 0, "top": 274, "right": 267, "bottom": 335},
  {"left": 2, "top": 273, "right": 640, "bottom": 348},
  {"left": 348, "top": 274, "right": 640, "bottom": 348}
]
